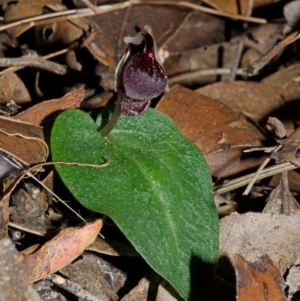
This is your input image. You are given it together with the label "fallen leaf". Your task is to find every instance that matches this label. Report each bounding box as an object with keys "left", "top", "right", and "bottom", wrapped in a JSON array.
[
  {"left": 220, "top": 212, "right": 300, "bottom": 276},
  {"left": 86, "top": 2, "right": 197, "bottom": 68},
  {"left": 196, "top": 81, "right": 285, "bottom": 123},
  {"left": 156, "top": 85, "right": 267, "bottom": 177},
  {"left": 0, "top": 72, "right": 31, "bottom": 104},
  {"left": 262, "top": 63, "right": 300, "bottom": 104},
  {"left": 12, "top": 87, "right": 84, "bottom": 126},
  {"left": 164, "top": 10, "right": 226, "bottom": 52},
  {"left": 270, "top": 127, "right": 300, "bottom": 167},
  {"left": 263, "top": 171, "right": 300, "bottom": 214},
  {"left": 0, "top": 116, "right": 47, "bottom": 166},
  {"left": 235, "top": 254, "right": 288, "bottom": 301},
  {"left": 4, "top": 0, "right": 61, "bottom": 38},
  {"left": 0, "top": 238, "right": 40, "bottom": 301},
  {"left": 22, "top": 219, "right": 103, "bottom": 282}
]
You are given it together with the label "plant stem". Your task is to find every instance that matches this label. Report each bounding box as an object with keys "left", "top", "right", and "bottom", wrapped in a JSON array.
[{"left": 100, "top": 94, "right": 122, "bottom": 137}]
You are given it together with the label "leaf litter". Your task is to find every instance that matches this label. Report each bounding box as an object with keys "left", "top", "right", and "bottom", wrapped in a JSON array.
[{"left": 0, "top": 0, "right": 300, "bottom": 300}]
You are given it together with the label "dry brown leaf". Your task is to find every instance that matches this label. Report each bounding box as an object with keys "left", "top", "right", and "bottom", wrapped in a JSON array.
[
  {"left": 12, "top": 87, "right": 84, "bottom": 126},
  {"left": 164, "top": 10, "right": 226, "bottom": 52},
  {"left": 235, "top": 254, "right": 288, "bottom": 301},
  {"left": 220, "top": 212, "right": 300, "bottom": 275},
  {"left": 87, "top": 2, "right": 197, "bottom": 68},
  {"left": 270, "top": 127, "right": 300, "bottom": 167},
  {"left": 21, "top": 219, "right": 103, "bottom": 282},
  {"left": 196, "top": 81, "right": 285, "bottom": 123},
  {"left": 0, "top": 117, "right": 47, "bottom": 166},
  {"left": 0, "top": 238, "right": 40, "bottom": 301},
  {"left": 262, "top": 63, "right": 300, "bottom": 101},
  {"left": 156, "top": 85, "right": 267, "bottom": 177},
  {"left": 263, "top": 172, "right": 300, "bottom": 214},
  {"left": 4, "top": 0, "right": 61, "bottom": 38},
  {"left": 166, "top": 40, "right": 238, "bottom": 84},
  {"left": 0, "top": 72, "right": 31, "bottom": 104}
]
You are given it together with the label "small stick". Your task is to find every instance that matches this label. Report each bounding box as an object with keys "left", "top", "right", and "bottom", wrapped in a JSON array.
[
  {"left": 0, "top": 0, "right": 266, "bottom": 34},
  {"left": 243, "top": 145, "right": 282, "bottom": 195},
  {"left": 80, "top": 0, "right": 101, "bottom": 14},
  {"left": 229, "top": 0, "right": 253, "bottom": 81},
  {"left": 0, "top": 50, "right": 67, "bottom": 75},
  {"left": 245, "top": 31, "right": 300, "bottom": 76},
  {"left": 168, "top": 68, "right": 245, "bottom": 84},
  {"left": 47, "top": 274, "right": 104, "bottom": 301}
]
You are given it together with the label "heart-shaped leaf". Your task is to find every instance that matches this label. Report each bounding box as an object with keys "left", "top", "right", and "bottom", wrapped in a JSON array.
[{"left": 51, "top": 108, "right": 219, "bottom": 301}]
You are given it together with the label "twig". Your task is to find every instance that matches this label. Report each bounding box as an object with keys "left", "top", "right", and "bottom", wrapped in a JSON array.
[
  {"left": 0, "top": 50, "right": 67, "bottom": 75},
  {"left": 168, "top": 68, "right": 245, "bottom": 84},
  {"left": 47, "top": 274, "right": 104, "bottom": 301},
  {"left": 80, "top": 0, "right": 101, "bottom": 14},
  {"left": 243, "top": 145, "right": 282, "bottom": 195},
  {"left": 213, "top": 161, "right": 299, "bottom": 195},
  {"left": 0, "top": 0, "right": 266, "bottom": 34},
  {"left": 229, "top": 0, "right": 253, "bottom": 81},
  {"left": 245, "top": 31, "right": 300, "bottom": 76},
  {"left": 133, "top": 0, "right": 266, "bottom": 24}
]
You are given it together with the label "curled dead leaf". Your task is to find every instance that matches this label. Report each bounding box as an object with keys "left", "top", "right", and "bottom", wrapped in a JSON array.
[{"left": 21, "top": 219, "right": 103, "bottom": 282}]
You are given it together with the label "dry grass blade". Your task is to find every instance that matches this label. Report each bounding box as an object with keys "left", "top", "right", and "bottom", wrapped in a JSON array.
[
  {"left": 0, "top": 0, "right": 266, "bottom": 35},
  {"left": 213, "top": 161, "right": 298, "bottom": 195}
]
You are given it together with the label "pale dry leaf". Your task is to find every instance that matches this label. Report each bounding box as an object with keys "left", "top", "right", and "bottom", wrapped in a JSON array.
[
  {"left": 263, "top": 172, "right": 300, "bottom": 215},
  {"left": 220, "top": 212, "right": 300, "bottom": 275},
  {"left": 22, "top": 219, "right": 103, "bottom": 282}
]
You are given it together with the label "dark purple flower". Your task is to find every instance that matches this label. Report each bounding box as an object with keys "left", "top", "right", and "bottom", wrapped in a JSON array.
[{"left": 115, "top": 31, "right": 167, "bottom": 116}]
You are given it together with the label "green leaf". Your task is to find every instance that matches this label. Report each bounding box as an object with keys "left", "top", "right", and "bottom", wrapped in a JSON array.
[{"left": 51, "top": 108, "right": 219, "bottom": 301}]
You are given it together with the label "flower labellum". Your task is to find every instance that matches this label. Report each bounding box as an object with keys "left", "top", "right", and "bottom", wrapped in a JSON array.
[{"left": 116, "top": 31, "right": 167, "bottom": 116}]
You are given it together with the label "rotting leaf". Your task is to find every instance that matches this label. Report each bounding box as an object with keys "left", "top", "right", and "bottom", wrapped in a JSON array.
[
  {"left": 4, "top": 0, "right": 61, "bottom": 38},
  {"left": 235, "top": 254, "right": 288, "bottom": 301},
  {"left": 0, "top": 72, "right": 31, "bottom": 105},
  {"left": 156, "top": 85, "right": 267, "bottom": 177},
  {"left": 22, "top": 219, "right": 102, "bottom": 282},
  {"left": 12, "top": 88, "right": 84, "bottom": 126},
  {"left": 270, "top": 127, "right": 300, "bottom": 167},
  {"left": 262, "top": 63, "right": 300, "bottom": 102},
  {"left": 219, "top": 212, "right": 300, "bottom": 276},
  {"left": 263, "top": 171, "right": 300, "bottom": 215}
]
